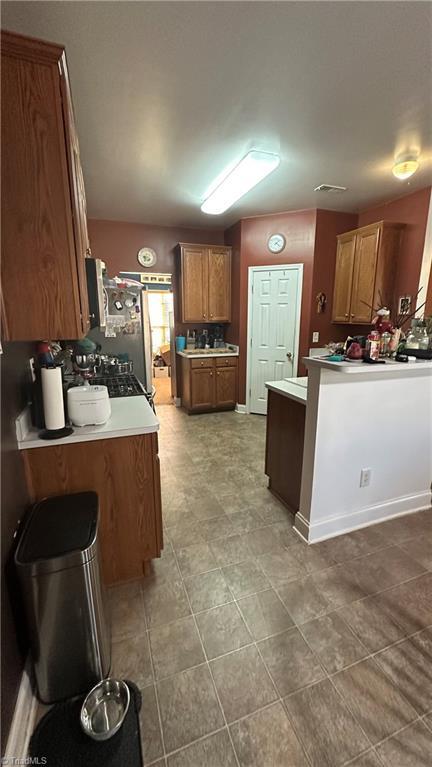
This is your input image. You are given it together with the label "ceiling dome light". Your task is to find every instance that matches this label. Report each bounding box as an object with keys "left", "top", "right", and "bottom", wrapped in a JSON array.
[{"left": 392, "top": 159, "right": 419, "bottom": 180}]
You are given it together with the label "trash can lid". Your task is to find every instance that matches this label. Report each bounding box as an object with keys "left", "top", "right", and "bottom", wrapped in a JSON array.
[{"left": 16, "top": 492, "right": 98, "bottom": 567}]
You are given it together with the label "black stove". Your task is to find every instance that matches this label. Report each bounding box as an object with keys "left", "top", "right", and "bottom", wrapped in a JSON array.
[{"left": 90, "top": 374, "right": 145, "bottom": 398}]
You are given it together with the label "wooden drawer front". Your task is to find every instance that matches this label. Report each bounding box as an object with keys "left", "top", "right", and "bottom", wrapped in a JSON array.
[
  {"left": 215, "top": 357, "right": 238, "bottom": 368},
  {"left": 191, "top": 358, "right": 215, "bottom": 369}
]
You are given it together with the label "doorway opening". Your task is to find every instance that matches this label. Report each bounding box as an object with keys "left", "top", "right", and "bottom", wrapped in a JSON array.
[
  {"left": 246, "top": 264, "right": 303, "bottom": 415},
  {"left": 148, "top": 289, "right": 174, "bottom": 405}
]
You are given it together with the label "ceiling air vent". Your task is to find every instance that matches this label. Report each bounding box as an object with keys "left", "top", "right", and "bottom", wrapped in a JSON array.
[{"left": 314, "top": 184, "right": 347, "bottom": 192}]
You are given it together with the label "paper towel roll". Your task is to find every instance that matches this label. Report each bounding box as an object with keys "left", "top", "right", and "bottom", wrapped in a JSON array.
[{"left": 41, "top": 367, "right": 65, "bottom": 431}]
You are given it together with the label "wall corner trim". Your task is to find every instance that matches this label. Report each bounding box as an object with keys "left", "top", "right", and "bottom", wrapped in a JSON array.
[{"left": 3, "top": 658, "right": 38, "bottom": 761}]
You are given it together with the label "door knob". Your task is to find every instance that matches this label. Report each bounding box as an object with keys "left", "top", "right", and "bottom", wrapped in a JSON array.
[{"left": 286, "top": 352, "right": 292, "bottom": 360}]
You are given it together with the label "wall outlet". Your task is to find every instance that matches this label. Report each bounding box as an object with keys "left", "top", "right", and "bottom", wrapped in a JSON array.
[
  {"left": 312, "top": 331, "right": 320, "bottom": 343},
  {"left": 360, "top": 468, "right": 372, "bottom": 487}
]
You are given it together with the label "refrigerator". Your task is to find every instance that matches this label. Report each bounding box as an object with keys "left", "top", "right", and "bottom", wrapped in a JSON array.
[{"left": 88, "top": 283, "right": 153, "bottom": 392}]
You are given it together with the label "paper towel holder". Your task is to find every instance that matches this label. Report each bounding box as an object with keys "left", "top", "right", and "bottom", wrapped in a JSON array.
[{"left": 39, "top": 425, "right": 74, "bottom": 440}]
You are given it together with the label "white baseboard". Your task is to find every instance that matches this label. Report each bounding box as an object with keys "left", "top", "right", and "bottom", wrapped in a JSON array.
[
  {"left": 235, "top": 403, "right": 247, "bottom": 414},
  {"left": 295, "top": 492, "right": 431, "bottom": 543},
  {"left": 174, "top": 397, "right": 181, "bottom": 407},
  {"left": 4, "top": 657, "right": 38, "bottom": 761}
]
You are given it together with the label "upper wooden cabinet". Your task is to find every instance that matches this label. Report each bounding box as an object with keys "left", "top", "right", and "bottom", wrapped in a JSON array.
[
  {"left": 332, "top": 221, "right": 404, "bottom": 324},
  {"left": 179, "top": 243, "right": 231, "bottom": 323},
  {"left": 1, "top": 30, "right": 90, "bottom": 341}
]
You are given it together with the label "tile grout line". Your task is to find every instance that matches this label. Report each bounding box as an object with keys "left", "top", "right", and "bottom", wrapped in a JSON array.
[
  {"left": 294, "top": 614, "right": 426, "bottom": 762},
  {"left": 140, "top": 585, "right": 168, "bottom": 766},
  {"left": 292, "top": 617, "right": 383, "bottom": 758},
  {"left": 147, "top": 416, "right": 432, "bottom": 764},
  {"left": 232, "top": 595, "right": 315, "bottom": 767},
  {"left": 168, "top": 541, "right": 242, "bottom": 767}
]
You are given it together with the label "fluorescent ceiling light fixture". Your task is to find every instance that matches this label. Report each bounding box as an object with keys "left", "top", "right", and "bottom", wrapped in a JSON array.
[
  {"left": 392, "top": 159, "right": 419, "bottom": 180},
  {"left": 201, "top": 150, "right": 280, "bottom": 214}
]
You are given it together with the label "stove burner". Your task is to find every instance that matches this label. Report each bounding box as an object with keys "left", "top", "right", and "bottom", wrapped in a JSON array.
[{"left": 90, "top": 374, "right": 145, "bottom": 398}]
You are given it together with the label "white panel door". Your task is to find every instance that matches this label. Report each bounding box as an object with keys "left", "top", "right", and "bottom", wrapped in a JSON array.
[{"left": 249, "top": 267, "right": 301, "bottom": 415}]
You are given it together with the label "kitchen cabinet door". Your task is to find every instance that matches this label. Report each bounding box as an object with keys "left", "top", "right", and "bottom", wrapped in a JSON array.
[
  {"left": 1, "top": 31, "right": 90, "bottom": 341},
  {"left": 190, "top": 367, "right": 215, "bottom": 410},
  {"left": 332, "top": 233, "right": 356, "bottom": 322},
  {"left": 350, "top": 224, "right": 380, "bottom": 323},
  {"left": 208, "top": 248, "right": 231, "bottom": 322},
  {"left": 181, "top": 246, "right": 209, "bottom": 322},
  {"left": 215, "top": 366, "right": 237, "bottom": 408},
  {"left": 60, "top": 58, "right": 91, "bottom": 335},
  {"left": 22, "top": 433, "right": 162, "bottom": 585}
]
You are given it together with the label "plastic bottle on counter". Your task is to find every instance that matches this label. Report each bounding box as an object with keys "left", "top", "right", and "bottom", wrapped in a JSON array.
[{"left": 366, "top": 330, "right": 380, "bottom": 360}]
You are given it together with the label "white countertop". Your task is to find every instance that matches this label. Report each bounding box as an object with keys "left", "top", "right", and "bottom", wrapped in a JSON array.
[
  {"left": 304, "top": 356, "right": 432, "bottom": 375},
  {"left": 16, "top": 395, "right": 159, "bottom": 450},
  {"left": 265, "top": 376, "right": 308, "bottom": 404},
  {"left": 177, "top": 346, "right": 239, "bottom": 359}
]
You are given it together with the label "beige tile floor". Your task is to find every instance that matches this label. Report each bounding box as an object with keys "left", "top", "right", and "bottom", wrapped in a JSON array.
[{"left": 109, "top": 405, "right": 432, "bottom": 767}]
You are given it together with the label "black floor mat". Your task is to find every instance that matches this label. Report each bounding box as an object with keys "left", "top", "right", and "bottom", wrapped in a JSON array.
[{"left": 29, "top": 681, "right": 143, "bottom": 767}]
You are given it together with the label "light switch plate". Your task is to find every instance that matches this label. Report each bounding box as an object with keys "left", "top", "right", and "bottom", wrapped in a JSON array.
[{"left": 312, "top": 332, "right": 320, "bottom": 343}]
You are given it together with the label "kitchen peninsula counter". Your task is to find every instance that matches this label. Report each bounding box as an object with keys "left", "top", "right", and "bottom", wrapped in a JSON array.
[
  {"left": 265, "top": 377, "right": 308, "bottom": 513},
  {"left": 17, "top": 396, "right": 162, "bottom": 585},
  {"left": 265, "top": 376, "right": 307, "bottom": 405},
  {"left": 295, "top": 356, "right": 432, "bottom": 544}
]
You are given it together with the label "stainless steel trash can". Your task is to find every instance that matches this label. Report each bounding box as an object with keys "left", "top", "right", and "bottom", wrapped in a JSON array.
[{"left": 15, "top": 491, "right": 111, "bottom": 703}]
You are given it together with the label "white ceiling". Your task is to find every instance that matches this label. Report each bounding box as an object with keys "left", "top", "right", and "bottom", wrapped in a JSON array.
[{"left": 2, "top": 1, "right": 432, "bottom": 228}]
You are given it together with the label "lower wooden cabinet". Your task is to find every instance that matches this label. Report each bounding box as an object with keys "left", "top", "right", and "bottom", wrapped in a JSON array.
[
  {"left": 265, "top": 389, "right": 306, "bottom": 513},
  {"left": 21, "top": 433, "right": 162, "bottom": 585},
  {"left": 215, "top": 365, "right": 237, "bottom": 409},
  {"left": 180, "top": 355, "right": 238, "bottom": 413}
]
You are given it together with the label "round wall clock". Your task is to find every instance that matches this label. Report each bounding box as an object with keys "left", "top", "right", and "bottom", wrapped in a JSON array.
[
  {"left": 268, "top": 233, "right": 286, "bottom": 254},
  {"left": 137, "top": 247, "right": 157, "bottom": 268}
]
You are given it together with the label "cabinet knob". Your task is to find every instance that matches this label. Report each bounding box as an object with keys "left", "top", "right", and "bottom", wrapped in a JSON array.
[
  {"left": 89, "top": 313, "right": 95, "bottom": 320},
  {"left": 85, "top": 247, "right": 92, "bottom": 257},
  {"left": 345, "top": 313, "right": 349, "bottom": 317},
  {"left": 210, "top": 313, "right": 213, "bottom": 318},
  {"left": 217, "top": 372, "right": 220, "bottom": 376},
  {"left": 351, "top": 313, "right": 355, "bottom": 318},
  {"left": 210, "top": 371, "right": 213, "bottom": 376}
]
